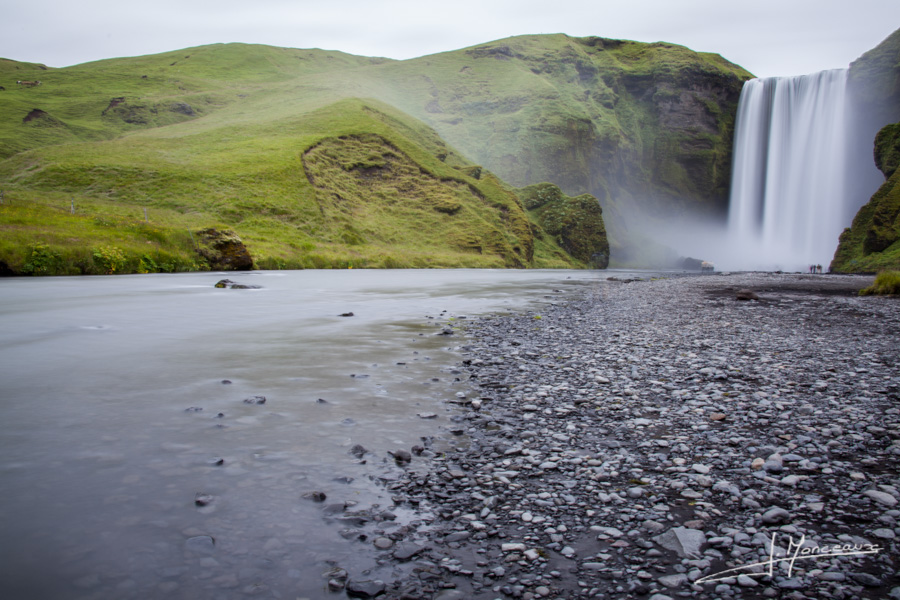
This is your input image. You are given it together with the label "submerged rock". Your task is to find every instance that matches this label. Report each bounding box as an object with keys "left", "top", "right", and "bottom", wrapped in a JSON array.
[
  {"left": 185, "top": 535, "right": 215, "bottom": 554},
  {"left": 214, "top": 278, "right": 261, "bottom": 289}
]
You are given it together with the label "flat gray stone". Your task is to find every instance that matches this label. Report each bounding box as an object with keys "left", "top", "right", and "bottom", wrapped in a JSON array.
[
  {"left": 658, "top": 573, "right": 688, "bottom": 588},
  {"left": 392, "top": 542, "right": 425, "bottom": 561},
  {"left": 653, "top": 527, "right": 707, "bottom": 559},
  {"left": 185, "top": 535, "right": 215, "bottom": 554},
  {"left": 864, "top": 490, "right": 898, "bottom": 507}
]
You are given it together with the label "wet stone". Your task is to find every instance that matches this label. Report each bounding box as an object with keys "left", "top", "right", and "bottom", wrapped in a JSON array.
[
  {"left": 346, "top": 579, "right": 386, "bottom": 598},
  {"left": 185, "top": 535, "right": 215, "bottom": 554},
  {"left": 371, "top": 273, "right": 900, "bottom": 600},
  {"left": 392, "top": 542, "right": 425, "bottom": 561},
  {"left": 194, "top": 493, "right": 214, "bottom": 507}
]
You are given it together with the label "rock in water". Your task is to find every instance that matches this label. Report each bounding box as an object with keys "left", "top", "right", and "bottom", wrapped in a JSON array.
[
  {"left": 389, "top": 449, "right": 412, "bottom": 464},
  {"left": 185, "top": 535, "right": 215, "bottom": 554},
  {"left": 214, "top": 278, "right": 261, "bottom": 289},
  {"left": 346, "top": 579, "right": 386, "bottom": 598},
  {"left": 392, "top": 542, "right": 425, "bottom": 561},
  {"left": 194, "top": 493, "right": 214, "bottom": 507},
  {"left": 349, "top": 444, "right": 368, "bottom": 458}
]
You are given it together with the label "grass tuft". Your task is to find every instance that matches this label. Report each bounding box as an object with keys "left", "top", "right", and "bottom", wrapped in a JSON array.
[{"left": 859, "top": 270, "right": 900, "bottom": 295}]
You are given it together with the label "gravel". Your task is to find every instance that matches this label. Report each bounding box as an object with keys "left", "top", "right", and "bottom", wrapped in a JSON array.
[{"left": 340, "top": 272, "right": 900, "bottom": 599}]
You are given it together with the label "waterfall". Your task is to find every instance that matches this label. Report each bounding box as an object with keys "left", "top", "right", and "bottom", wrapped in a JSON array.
[{"left": 726, "top": 70, "right": 853, "bottom": 271}]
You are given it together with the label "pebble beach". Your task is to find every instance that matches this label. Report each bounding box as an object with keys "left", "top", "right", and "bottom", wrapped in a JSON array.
[{"left": 335, "top": 272, "right": 900, "bottom": 600}]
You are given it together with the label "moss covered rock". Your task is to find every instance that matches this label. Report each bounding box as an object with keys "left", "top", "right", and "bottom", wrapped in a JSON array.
[
  {"left": 831, "top": 122, "right": 900, "bottom": 272},
  {"left": 519, "top": 182, "right": 609, "bottom": 268},
  {"left": 195, "top": 228, "right": 254, "bottom": 270}
]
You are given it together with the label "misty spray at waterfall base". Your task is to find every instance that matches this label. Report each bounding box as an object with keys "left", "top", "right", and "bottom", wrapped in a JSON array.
[{"left": 657, "top": 68, "right": 883, "bottom": 272}]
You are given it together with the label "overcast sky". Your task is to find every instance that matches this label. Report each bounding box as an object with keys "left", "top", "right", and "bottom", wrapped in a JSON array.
[{"left": 3, "top": 0, "right": 898, "bottom": 78}]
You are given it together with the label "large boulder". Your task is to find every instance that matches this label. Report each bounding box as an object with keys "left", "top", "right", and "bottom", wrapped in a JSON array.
[
  {"left": 195, "top": 228, "right": 253, "bottom": 270},
  {"left": 519, "top": 182, "right": 610, "bottom": 268}
]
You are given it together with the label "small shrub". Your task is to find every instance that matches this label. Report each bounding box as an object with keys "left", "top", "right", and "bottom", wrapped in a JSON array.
[
  {"left": 22, "top": 243, "right": 61, "bottom": 275},
  {"left": 92, "top": 245, "right": 126, "bottom": 274},
  {"left": 860, "top": 270, "right": 900, "bottom": 295},
  {"left": 138, "top": 254, "right": 159, "bottom": 273}
]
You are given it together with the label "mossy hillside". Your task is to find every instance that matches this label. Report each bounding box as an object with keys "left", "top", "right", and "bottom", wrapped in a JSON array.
[
  {"left": 518, "top": 182, "right": 609, "bottom": 268},
  {"left": 301, "top": 132, "right": 534, "bottom": 267},
  {"left": 358, "top": 34, "right": 752, "bottom": 219},
  {"left": 0, "top": 95, "right": 570, "bottom": 273},
  {"left": 0, "top": 191, "right": 203, "bottom": 275},
  {"left": 0, "top": 37, "right": 749, "bottom": 270},
  {"left": 831, "top": 122, "right": 900, "bottom": 273},
  {"left": 0, "top": 44, "right": 381, "bottom": 160}
]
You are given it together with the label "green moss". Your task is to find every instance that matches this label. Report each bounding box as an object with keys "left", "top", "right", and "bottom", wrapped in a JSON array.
[
  {"left": 519, "top": 182, "right": 609, "bottom": 267},
  {"left": 832, "top": 121, "right": 900, "bottom": 272},
  {"left": 875, "top": 122, "right": 900, "bottom": 178}
]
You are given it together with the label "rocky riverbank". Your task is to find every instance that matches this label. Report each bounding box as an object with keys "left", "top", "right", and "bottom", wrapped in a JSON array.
[{"left": 334, "top": 272, "right": 900, "bottom": 600}]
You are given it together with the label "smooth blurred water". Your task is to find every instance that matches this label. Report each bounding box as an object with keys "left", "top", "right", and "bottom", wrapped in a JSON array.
[
  {"left": 0, "top": 268, "right": 606, "bottom": 599},
  {"left": 726, "top": 69, "right": 855, "bottom": 271}
]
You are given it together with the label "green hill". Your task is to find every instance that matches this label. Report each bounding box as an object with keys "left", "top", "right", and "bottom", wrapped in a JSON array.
[
  {"left": 832, "top": 122, "right": 900, "bottom": 272},
  {"left": 0, "top": 36, "right": 749, "bottom": 274}
]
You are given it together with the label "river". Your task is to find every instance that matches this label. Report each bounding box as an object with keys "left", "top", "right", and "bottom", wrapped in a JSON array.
[{"left": 0, "top": 268, "right": 629, "bottom": 599}]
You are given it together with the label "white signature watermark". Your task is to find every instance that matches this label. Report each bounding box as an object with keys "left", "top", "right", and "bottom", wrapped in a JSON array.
[{"left": 696, "top": 533, "right": 882, "bottom": 585}]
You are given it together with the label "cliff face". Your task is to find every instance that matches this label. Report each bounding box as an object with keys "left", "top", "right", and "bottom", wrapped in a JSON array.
[
  {"left": 848, "top": 28, "right": 900, "bottom": 128},
  {"left": 379, "top": 36, "right": 751, "bottom": 213},
  {"left": 363, "top": 35, "right": 751, "bottom": 264},
  {"left": 831, "top": 122, "right": 900, "bottom": 272},
  {"left": 831, "top": 29, "right": 900, "bottom": 273}
]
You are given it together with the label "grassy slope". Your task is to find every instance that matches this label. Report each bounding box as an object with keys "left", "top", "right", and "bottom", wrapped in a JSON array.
[
  {"left": 366, "top": 35, "right": 752, "bottom": 201},
  {"left": 0, "top": 46, "right": 581, "bottom": 272},
  {"left": 0, "top": 36, "right": 750, "bottom": 273},
  {"left": 831, "top": 124, "right": 900, "bottom": 273},
  {"left": 318, "top": 34, "right": 752, "bottom": 265}
]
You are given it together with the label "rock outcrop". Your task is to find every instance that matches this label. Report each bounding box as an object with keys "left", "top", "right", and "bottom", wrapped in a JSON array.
[
  {"left": 831, "top": 29, "right": 900, "bottom": 273},
  {"left": 519, "top": 182, "right": 609, "bottom": 268},
  {"left": 195, "top": 228, "right": 254, "bottom": 270},
  {"left": 831, "top": 122, "right": 900, "bottom": 272},
  {"left": 380, "top": 35, "right": 752, "bottom": 265}
]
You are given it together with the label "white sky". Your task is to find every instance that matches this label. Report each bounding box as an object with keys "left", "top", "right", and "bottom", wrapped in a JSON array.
[{"left": 2, "top": 0, "right": 898, "bottom": 78}]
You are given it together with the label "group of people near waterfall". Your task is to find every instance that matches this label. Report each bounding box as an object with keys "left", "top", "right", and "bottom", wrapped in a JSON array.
[{"left": 809, "top": 264, "right": 824, "bottom": 274}]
